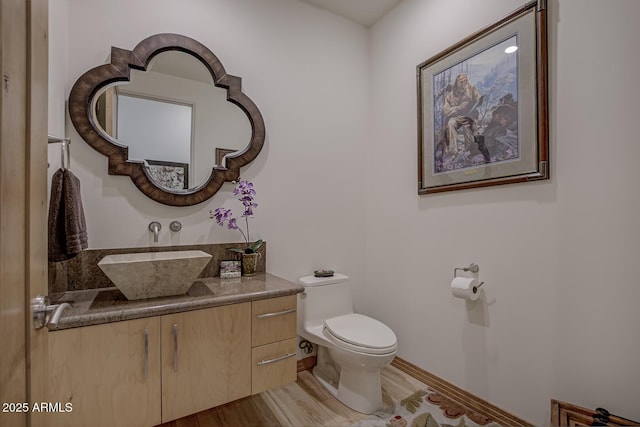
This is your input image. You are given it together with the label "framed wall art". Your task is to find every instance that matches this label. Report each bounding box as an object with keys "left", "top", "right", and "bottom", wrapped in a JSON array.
[{"left": 417, "top": 0, "right": 548, "bottom": 194}]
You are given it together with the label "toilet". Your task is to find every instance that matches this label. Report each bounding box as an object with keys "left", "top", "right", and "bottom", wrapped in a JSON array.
[{"left": 297, "top": 273, "right": 398, "bottom": 414}]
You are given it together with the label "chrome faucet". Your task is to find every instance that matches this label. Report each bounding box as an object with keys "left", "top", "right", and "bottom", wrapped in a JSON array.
[{"left": 149, "top": 221, "right": 161, "bottom": 242}]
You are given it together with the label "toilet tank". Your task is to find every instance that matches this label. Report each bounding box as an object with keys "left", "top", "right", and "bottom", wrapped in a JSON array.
[{"left": 298, "top": 273, "right": 353, "bottom": 331}]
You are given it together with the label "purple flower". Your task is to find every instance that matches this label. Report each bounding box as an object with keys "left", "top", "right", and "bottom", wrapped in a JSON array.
[
  {"left": 213, "top": 207, "right": 232, "bottom": 226},
  {"left": 210, "top": 180, "right": 262, "bottom": 253},
  {"left": 227, "top": 217, "right": 238, "bottom": 230},
  {"left": 232, "top": 180, "right": 256, "bottom": 198}
]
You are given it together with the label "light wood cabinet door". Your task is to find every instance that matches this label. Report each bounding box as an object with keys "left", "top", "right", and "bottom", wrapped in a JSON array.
[
  {"left": 47, "top": 317, "right": 161, "bottom": 427},
  {"left": 161, "top": 303, "right": 252, "bottom": 423}
]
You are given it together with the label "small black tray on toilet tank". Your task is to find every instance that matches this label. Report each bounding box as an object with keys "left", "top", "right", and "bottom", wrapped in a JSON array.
[{"left": 314, "top": 269, "right": 334, "bottom": 278}]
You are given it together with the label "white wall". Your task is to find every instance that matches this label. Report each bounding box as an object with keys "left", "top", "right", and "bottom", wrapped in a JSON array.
[
  {"left": 50, "top": 0, "right": 369, "bottom": 297},
  {"left": 48, "top": 0, "right": 67, "bottom": 137},
  {"left": 47, "top": 0, "right": 68, "bottom": 184},
  {"left": 368, "top": 0, "right": 640, "bottom": 425}
]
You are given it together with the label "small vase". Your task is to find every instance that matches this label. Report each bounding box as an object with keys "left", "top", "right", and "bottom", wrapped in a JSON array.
[{"left": 241, "top": 253, "right": 260, "bottom": 277}]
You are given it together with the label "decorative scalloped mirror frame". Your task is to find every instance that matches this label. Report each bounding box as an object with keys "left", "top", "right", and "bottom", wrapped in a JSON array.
[{"left": 68, "top": 33, "right": 265, "bottom": 206}]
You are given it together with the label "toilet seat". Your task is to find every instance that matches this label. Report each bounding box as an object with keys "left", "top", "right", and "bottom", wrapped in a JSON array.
[{"left": 323, "top": 313, "right": 397, "bottom": 355}]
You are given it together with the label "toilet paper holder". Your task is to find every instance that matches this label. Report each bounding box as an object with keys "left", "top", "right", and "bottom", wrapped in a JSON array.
[{"left": 453, "top": 263, "right": 485, "bottom": 292}]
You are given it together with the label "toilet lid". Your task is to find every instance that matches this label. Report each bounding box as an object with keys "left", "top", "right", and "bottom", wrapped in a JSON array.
[{"left": 323, "top": 313, "right": 397, "bottom": 350}]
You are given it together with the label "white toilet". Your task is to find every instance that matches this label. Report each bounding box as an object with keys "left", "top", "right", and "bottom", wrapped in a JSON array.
[{"left": 297, "top": 273, "right": 398, "bottom": 414}]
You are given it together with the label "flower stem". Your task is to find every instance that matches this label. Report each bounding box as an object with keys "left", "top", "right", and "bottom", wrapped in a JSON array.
[{"left": 244, "top": 216, "right": 250, "bottom": 247}]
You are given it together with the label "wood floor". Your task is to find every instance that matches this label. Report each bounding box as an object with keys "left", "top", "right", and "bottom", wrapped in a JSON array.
[{"left": 158, "top": 364, "right": 457, "bottom": 427}]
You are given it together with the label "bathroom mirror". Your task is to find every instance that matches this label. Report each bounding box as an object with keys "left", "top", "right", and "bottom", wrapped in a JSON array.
[{"left": 69, "top": 33, "right": 265, "bottom": 206}]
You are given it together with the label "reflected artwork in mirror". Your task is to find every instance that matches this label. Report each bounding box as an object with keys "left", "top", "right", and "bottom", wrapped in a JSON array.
[{"left": 69, "top": 33, "right": 265, "bottom": 206}]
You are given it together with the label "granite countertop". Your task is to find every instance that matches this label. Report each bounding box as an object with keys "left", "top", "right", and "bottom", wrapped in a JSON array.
[{"left": 49, "top": 273, "right": 304, "bottom": 331}]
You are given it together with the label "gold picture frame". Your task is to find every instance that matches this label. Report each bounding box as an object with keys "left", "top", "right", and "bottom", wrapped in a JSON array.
[{"left": 417, "top": 0, "right": 548, "bottom": 194}]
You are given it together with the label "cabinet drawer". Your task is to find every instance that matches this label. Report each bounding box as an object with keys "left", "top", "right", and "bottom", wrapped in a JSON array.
[
  {"left": 251, "top": 338, "right": 297, "bottom": 395},
  {"left": 252, "top": 295, "right": 297, "bottom": 347}
]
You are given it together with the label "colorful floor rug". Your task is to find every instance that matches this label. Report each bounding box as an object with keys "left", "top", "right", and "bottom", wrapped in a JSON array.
[{"left": 351, "top": 389, "right": 502, "bottom": 427}]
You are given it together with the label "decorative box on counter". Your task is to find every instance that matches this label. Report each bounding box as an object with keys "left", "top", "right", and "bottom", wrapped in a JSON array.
[{"left": 220, "top": 260, "right": 241, "bottom": 278}]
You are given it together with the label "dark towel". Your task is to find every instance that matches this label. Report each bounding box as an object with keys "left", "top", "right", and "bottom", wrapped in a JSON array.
[{"left": 48, "top": 168, "right": 88, "bottom": 262}]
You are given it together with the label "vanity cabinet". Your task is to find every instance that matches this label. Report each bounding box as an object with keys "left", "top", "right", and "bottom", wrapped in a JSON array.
[
  {"left": 160, "top": 302, "right": 251, "bottom": 423},
  {"left": 47, "top": 317, "right": 162, "bottom": 427},
  {"left": 47, "top": 289, "right": 300, "bottom": 425},
  {"left": 47, "top": 304, "right": 252, "bottom": 426},
  {"left": 251, "top": 295, "right": 298, "bottom": 394}
]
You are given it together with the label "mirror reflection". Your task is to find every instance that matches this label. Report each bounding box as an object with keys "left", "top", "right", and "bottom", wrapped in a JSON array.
[{"left": 94, "top": 50, "right": 251, "bottom": 191}]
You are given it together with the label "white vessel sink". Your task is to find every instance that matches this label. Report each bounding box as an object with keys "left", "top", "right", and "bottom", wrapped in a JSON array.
[{"left": 98, "top": 250, "right": 213, "bottom": 300}]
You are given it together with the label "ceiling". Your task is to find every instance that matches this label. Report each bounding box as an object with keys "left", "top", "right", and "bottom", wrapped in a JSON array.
[
  {"left": 149, "top": 1, "right": 405, "bottom": 79},
  {"left": 297, "top": 0, "right": 402, "bottom": 27}
]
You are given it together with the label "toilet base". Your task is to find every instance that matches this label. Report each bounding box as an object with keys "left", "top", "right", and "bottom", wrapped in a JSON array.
[
  {"left": 312, "top": 345, "right": 392, "bottom": 414},
  {"left": 312, "top": 346, "right": 340, "bottom": 396},
  {"left": 312, "top": 365, "right": 339, "bottom": 397},
  {"left": 335, "top": 364, "right": 383, "bottom": 414}
]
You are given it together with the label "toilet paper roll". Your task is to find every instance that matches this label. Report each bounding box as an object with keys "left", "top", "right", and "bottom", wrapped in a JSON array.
[{"left": 451, "top": 277, "right": 481, "bottom": 301}]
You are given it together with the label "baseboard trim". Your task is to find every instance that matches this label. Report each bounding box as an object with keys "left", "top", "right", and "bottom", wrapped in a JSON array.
[
  {"left": 391, "top": 357, "right": 532, "bottom": 427},
  {"left": 297, "top": 355, "right": 316, "bottom": 372}
]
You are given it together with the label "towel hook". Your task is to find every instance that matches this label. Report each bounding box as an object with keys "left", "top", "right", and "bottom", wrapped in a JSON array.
[
  {"left": 47, "top": 135, "right": 71, "bottom": 170},
  {"left": 61, "top": 139, "right": 71, "bottom": 170}
]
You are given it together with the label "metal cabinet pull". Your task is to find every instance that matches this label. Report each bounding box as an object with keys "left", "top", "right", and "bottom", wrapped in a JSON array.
[
  {"left": 257, "top": 352, "right": 296, "bottom": 366},
  {"left": 143, "top": 329, "right": 149, "bottom": 380},
  {"left": 256, "top": 308, "right": 296, "bottom": 319},
  {"left": 173, "top": 323, "right": 178, "bottom": 372}
]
